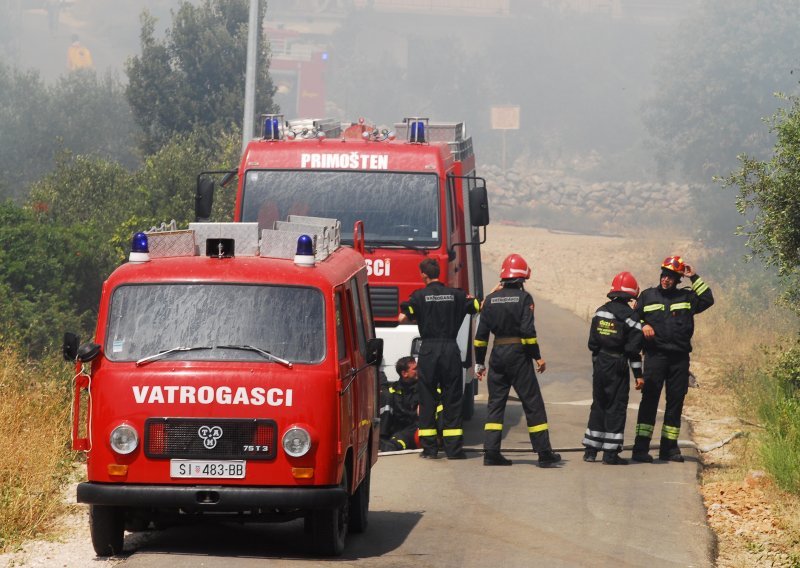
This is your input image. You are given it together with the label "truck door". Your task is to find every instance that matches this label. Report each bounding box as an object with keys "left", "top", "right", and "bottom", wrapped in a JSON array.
[
  {"left": 345, "top": 281, "right": 370, "bottom": 487},
  {"left": 334, "top": 291, "right": 354, "bottom": 481}
]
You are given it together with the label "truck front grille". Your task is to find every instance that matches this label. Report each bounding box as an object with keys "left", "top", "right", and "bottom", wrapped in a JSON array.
[
  {"left": 369, "top": 286, "right": 399, "bottom": 318},
  {"left": 144, "top": 418, "right": 277, "bottom": 460}
]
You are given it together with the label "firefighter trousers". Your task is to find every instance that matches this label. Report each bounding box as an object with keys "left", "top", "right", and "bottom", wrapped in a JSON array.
[
  {"left": 484, "top": 345, "right": 552, "bottom": 454},
  {"left": 417, "top": 339, "right": 464, "bottom": 457},
  {"left": 583, "top": 352, "right": 630, "bottom": 453},
  {"left": 379, "top": 424, "right": 418, "bottom": 452},
  {"left": 633, "top": 351, "right": 690, "bottom": 456}
]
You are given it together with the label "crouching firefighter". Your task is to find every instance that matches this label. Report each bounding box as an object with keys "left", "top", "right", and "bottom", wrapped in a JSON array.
[
  {"left": 379, "top": 356, "right": 421, "bottom": 452},
  {"left": 582, "top": 272, "right": 644, "bottom": 465},
  {"left": 474, "top": 254, "right": 562, "bottom": 468},
  {"left": 631, "top": 256, "right": 714, "bottom": 463}
]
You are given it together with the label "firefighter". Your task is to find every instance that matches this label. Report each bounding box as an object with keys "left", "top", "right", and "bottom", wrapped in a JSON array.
[
  {"left": 379, "top": 356, "right": 420, "bottom": 452},
  {"left": 582, "top": 272, "right": 644, "bottom": 465},
  {"left": 399, "top": 258, "right": 479, "bottom": 460},
  {"left": 474, "top": 254, "right": 562, "bottom": 468},
  {"left": 631, "top": 256, "right": 714, "bottom": 463}
]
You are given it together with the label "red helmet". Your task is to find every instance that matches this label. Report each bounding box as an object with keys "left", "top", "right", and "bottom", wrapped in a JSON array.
[
  {"left": 608, "top": 271, "right": 640, "bottom": 299},
  {"left": 500, "top": 254, "right": 531, "bottom": 280},
  {"left": 661, "top": 255, "right": 685, "bottom": 276}
]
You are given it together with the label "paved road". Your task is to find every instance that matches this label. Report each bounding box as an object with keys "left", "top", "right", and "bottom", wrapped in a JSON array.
[{"left": 118, "top": 298, "right": 715, "bottom": 568}]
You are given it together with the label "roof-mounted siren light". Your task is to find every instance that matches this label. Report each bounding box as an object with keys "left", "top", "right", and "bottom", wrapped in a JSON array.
[
  {"left": 129, "top": 232, "right": 150, "bottom": 263},
  {"left": 294, "top": 235, "right": 315, "bottom": 267},
  {"left": 407, "top": 117, "right": 428, "bottom": 143},
  {"left": 261, "top": 114, "right": 285, "bottom": 140}
]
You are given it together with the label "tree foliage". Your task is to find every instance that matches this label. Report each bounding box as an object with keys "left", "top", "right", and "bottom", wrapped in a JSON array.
[
  {"left": 126, "top": 0, "right": 276, "bottom": 154},
  {"left": 644, "top": 0, "right": 800, "bottom": 183},
  {"left": 722, "top": 94, "right": 800, "bottom": 309}
]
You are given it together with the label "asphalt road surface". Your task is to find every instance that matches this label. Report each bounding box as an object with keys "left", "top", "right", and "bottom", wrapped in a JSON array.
[{"left": 117, "top": 298, "right": 715, "bottom": 568}]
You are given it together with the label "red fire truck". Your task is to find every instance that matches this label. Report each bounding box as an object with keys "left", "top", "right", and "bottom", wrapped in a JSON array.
[
  {"left": 63, "top": 218, "right": 382, "bottom": 557},
  {"left": 196, "top": 116, "right": 490, "bottom": 417}
]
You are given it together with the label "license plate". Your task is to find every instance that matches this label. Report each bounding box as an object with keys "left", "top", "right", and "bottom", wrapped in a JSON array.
[{"left": 170, "top": 460, "right": 246, "bottom": 479}]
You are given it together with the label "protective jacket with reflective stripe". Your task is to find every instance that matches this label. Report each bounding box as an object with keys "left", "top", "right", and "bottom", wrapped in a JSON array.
[
  {"left": 588, "top": 298, "right": 644, "bottom": 378},
  {"left": 635, "top": 274, "right": 714, "bottom": 354},
  {"left": 474, "top": 286, "right": 541, "bottom": 363}
]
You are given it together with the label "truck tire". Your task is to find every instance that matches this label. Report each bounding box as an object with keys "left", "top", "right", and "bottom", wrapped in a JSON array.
[
  {"left": 311, "top": 469, "right": 349, "bottom": 556},
  {"left": 348, "top": 466, "right": 370, "bottom": 534},
  {"left": 89, "top": 505, "right": 124, "bottom": 556}
]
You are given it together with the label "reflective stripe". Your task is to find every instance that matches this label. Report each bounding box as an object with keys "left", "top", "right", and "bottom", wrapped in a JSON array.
[
  {"left": 583, "top": 438, "right": 603, "bottom": 449},
  {"left": 528, "top": 423, "right": 548, "bottom": 433},
  {"left": 625, "top": 317, "right": 643, "bottom": 330},
  {"left": 630, "top": 361, "right": 642, "bottom": 369},
  {"left": 379, "top": 404, "right": 392, "bottom": 414},
  {"left": 473, "top": 298, "right": 480, "bottom": 312},
  {"left": 601, "top": 442, "right": 623, "bottom": 450},
  {"left": 636, "top": 423, "right": 654, "bottom": 437},
  {"left": 694, "top": 283, "right": 709, "bottom": 295},
  {"left": 595, "top": 310, "right": 615, "bottom": 319},
  {"left": 484, "top": 423, "right": 503, "bottom": 431},
  {"left": 396, "top": 438, "right": 407, "bottom": 450},
  {"left": 692, "top": 278, "right": 707, "bottom": 293},
  {"left": 408, "top": 306, "right": 414, "bottom": 314},
  {"left": 442, "top": 428, "right": 463, "bottom": 437},
  {"left": 474, "top": 339, "right": 488, "bottom": 347},
  {"left": 662, "top": 425, "right": 680, "bottom": 440},
  {"left": 521, "top": 337, "right": 538, "bottom": 345},
  {"left": 418, "top": 429, "right": 438, "bottom": 437},
  {"left": 643, "top": 304, "right": 665, "bottom": 312},
  {"left": 436, "top": 404, "right": 444, "bottom": 413},
  {"left": 389, "top": 386, "right": 402, "bottom": 394},
  {"left": 585, "top": 429, "right": 623, "bottom": 440},
  {"left": 670, "top": 302, "right": 691, "bottom": 311}
]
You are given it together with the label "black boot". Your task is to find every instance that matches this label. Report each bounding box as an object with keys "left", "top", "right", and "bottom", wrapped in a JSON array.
[
  {"left": 484, "top": 451, "right": 512, "bottom": 466},
  {"left": 583, "top": 449, "right": 598, "bottom": 462},
  {"left": 538, "top": 450, "right": 562, "bottom": 468},
  {"left": 659, "top": 448, "right": 684, "bottom": 462},
  {"left": 602, "top": 451, "right": 628, "bottom": 465},
  {"left": 631, "top": 435, "right": 653, "bottom": 463}
]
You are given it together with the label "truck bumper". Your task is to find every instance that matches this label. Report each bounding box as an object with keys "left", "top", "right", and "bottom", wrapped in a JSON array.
[{"left": 77, "top": 482, "right": 347, "bottom": 511}]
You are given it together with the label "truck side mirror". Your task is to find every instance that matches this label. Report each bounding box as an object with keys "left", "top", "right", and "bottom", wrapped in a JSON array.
[
  {"left": 63, "top": 332, "right": 79, "bottom": 362},
  {"left": 469, "top": 183, "right": 490, "bottom": 227},
  {"left": 366, "top": 338, "right": 384, "bottom": 366},
  {"left": 195, "top": 177, "right": 215, "bottom": 221},
  {"left": 77, "top": 342, "right": 102, "bottom": 363}
]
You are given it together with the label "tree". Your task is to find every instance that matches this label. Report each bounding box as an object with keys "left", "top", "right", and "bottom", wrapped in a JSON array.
[
  {"left": 126, "top": 0, "right": 276, "bottom": 154},
  {"left": 644, "top": 0, "right": 800, "bottom": 183},
  {"left": 722, "top": 94, "right": 800, "bottom": 309}
]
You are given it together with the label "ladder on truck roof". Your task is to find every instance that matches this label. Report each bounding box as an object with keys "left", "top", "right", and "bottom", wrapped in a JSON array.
[{"left": 394, "top": 118, "right": 474, "bottom": 162}]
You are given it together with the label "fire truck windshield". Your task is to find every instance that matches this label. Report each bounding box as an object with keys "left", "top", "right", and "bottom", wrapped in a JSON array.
[
  {"left": 240, "top": 170, "right": 440, "bottom": 246},
  {"left": 105, "top": 283, "right": 325, "bottom": 363}
]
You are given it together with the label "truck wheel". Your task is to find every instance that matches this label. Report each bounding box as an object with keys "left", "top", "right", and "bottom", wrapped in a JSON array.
[
  {"left": 348, "top": 467, "right": 370, "bottom": 534},
  {"left": 89, "top": 505, "right": 125, "bottom": 556},
  {"left": 311, "top": 469, "right": 349, "bottom": 556}
]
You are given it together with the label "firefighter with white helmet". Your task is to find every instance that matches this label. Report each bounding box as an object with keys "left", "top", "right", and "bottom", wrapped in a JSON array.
[
  {"left": 582, "top": 271, "right": 644, "bottom": 465},
  {"left": 474, "top": 254, "right": 562, "bottom": 467},
  {"left": 631, "top": 256, "right": 714, "bottom": 463}
]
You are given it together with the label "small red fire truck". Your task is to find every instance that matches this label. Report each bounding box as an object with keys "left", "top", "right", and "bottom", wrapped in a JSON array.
[
  {"left": 196, "top": 116, "right": 489, "bottom": 417},
  {"left": 63, "top": 218, "right": 382, "bottom": 557}
]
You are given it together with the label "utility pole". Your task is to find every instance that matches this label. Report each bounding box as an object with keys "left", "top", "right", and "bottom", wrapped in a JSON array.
[{"left": 242, "top": 0, "right": 259, "bottom": 153}]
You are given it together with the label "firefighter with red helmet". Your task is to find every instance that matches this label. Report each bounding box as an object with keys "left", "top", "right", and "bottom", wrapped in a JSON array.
[
  {"left": 474, "top": 254, "right": 562, "bottom": 467},
  {"left": 631, "top": 256, "right": 714, "bottom": 463},
  {"left": 400, "top": 258, "right": 479, "bottom": 459},
  {"left": 582, "top": 272, "right": 644, "bottom": 465}
]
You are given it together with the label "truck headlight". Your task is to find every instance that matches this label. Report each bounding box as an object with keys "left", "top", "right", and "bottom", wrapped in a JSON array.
[
  {"left": 282, "top": 426, "right": 311, "bottom": 457},
  {"left": 109, "top": 424, "right": 139, "bottom": 455}
]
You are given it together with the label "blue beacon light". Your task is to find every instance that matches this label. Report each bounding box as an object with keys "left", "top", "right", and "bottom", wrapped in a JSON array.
[
  {"left": 264, "top": 117, "right": 281, "bottom": 140},
  {"left": 129, "top": 232, "right": 150, "bottom": 263},
  {"left": 294, "top": 235, "right": 315, "bottom": 267},
  {"left": 410, "top": 120, "right": 425, "bottom": 143}
]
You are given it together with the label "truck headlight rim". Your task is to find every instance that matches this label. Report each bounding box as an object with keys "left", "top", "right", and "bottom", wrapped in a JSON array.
[
  {"left": 282, "top": 426, "right": 311, "bottom": 458},
  {"left": 109, "top": 423, "right": 139, "bottom": 455}
]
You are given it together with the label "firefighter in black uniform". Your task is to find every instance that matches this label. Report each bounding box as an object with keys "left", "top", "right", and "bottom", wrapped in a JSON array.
[
  {"left": 379, "top": 356, "right": 420, "bottom": 452},
  {"left": 400, "top": 258, "right": 479, "bottom": 460},
  {"left": 582, "top": 271, "right": 644, "bottom": 465},
  {"left": 631, "top": 256, "right": 714, "bottom": 463},
  {"left": 474, "top": 254, "right": 562, "bottom": 467}
]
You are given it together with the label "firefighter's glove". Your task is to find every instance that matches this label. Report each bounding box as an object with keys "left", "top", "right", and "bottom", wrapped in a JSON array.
[{"left": 474, "top": 364, "right": 486, "bottom": 380}]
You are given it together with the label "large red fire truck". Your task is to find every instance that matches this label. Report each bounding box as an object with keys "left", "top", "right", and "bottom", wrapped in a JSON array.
[
  {"left": 196, "top": 116, "right": 490, "bottom": 417},
  {"left": 63, "top": 218, "right": 382, "bottom": 557}
]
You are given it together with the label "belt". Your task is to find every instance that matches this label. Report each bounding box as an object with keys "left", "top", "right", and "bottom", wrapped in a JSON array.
[
  {"left": 494, "top": 337, "right": 522, "bottom": 346},
  {"left": 599, "top": 349, "right": 625, "bottom": 359}
]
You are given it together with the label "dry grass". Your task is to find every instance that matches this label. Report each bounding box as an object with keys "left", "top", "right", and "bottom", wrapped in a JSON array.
[{"left": 0, "top": 346, "right": 74, "bottom": 552}]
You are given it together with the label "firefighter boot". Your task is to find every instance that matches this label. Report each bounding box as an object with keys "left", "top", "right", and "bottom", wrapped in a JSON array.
[
  {"left": 538, "top": 450, "right": 562, "bottom": 468},
  {"left": 484, "top": 451, "right": 512, "bottom": 466},
  {"left": 602, "top": 451, "right": 628, "bottom": 465},
  {"left": 631, "top": 435, "right": 654, "bottom": 463},
  {"left": 659, "top": 439, "right": 684, "bottom": 462},
  {"left": 583, "top": 449, "right": 598, "bottom": 462}
]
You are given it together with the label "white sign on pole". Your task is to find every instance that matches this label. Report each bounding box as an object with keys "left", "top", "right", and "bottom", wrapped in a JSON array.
[{"left": 491, "top": 105, "right": 520, "bottom": 130}]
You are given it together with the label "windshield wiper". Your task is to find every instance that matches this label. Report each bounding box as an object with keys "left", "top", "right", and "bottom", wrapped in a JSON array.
[
  {"left": 136, "top": 346, "right": 213, "bottom": 366},
  {"left": 216, "top": 345, "right": 294, "bottom": 368}
]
